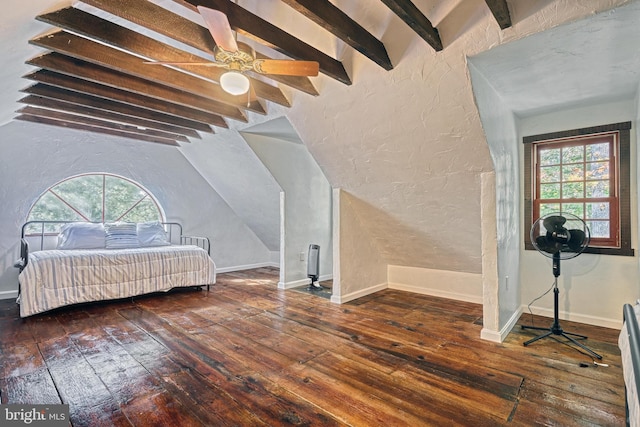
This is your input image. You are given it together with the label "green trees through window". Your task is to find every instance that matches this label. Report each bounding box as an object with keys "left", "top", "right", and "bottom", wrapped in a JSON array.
[
  {"left": 523, "top": 122, "right": 633, "bottom": 256},
  {"left": 27, "top": 174, "right": 164, "bottom": 233},
  {"left": 536, "top": 137, "right": 613, "bottom": 242}
]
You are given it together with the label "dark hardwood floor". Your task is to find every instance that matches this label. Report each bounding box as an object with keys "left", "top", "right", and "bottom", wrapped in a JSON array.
[{"left": 0, "top": 267, "right": 625, "bottom": 426}]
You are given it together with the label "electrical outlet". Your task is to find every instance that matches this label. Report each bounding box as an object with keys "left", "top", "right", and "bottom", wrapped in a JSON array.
[{"left": 299, "top": 252, "right": 305, "bottom": 261}]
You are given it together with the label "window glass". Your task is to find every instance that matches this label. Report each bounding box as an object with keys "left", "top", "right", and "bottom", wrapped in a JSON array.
[{"left": 26, "top": 174, "right": 164, "bottom": 234}]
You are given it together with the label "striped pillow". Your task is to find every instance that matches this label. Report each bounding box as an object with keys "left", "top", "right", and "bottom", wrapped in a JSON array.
[{"left": 104, "top": 222, "right": 139, "bottom": 249}]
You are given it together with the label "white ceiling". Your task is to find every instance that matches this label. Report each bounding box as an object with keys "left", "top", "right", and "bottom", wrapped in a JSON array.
[{"left": 469, "top": 0, "right": 640, "bottom": 117}]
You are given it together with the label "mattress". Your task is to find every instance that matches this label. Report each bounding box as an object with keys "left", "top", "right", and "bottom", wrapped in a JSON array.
[{"left": 18, "top": 245, "right": 216, "bottom": 317}]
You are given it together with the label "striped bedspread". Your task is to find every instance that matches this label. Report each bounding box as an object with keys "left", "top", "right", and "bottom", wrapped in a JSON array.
[{"left": 18, "top": 245, "right": 216, "bottom": 317}]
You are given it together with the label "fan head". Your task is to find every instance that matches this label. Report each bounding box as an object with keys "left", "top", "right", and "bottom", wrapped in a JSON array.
[
  {"left": 530, "top": 212, "right": 590, "bottom": 260},
  {"left": 144, "top": 6, "right": 320, "bottom": 97},
  {"left": 197, "top": 6, "right": 319, "bottom": 78}
]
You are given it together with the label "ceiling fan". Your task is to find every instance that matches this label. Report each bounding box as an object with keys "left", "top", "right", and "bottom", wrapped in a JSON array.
[{"left": 148, "top": 6, "right": 320, "bottom": 96}]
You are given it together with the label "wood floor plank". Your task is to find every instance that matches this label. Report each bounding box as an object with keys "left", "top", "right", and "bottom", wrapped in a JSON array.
[
  {"left": 268, "top": 360, "right": 456, "bottom": 426},
  {"left": 37, "top": 335, "right": 132, "bottom": 426},
  {"left": 246, "top": 311, "right": 408, "bottom": 374},
  {"left": 0, "top": 369, "right": 62, "bottom": 405},
  {"left": 0, "top": 267, "right": 626, "bottom": 425}
]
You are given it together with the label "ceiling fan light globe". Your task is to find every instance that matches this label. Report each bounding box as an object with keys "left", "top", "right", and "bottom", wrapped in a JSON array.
[{"left": 220, "top": 71, "right": 250, "bottom": 95}]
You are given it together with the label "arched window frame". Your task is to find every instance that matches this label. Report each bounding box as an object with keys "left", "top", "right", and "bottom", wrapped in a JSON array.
[{"left": 26, "top": 173, "right": 165, "bottom": 233}]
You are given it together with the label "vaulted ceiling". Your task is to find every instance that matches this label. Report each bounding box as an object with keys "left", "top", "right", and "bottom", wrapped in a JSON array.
[{"left": 15, "top": 0, "right": 511, "bottom": 145}]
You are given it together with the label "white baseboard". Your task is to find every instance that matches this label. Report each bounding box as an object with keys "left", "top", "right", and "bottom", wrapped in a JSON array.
[
  {"left": 525, "top": 304, "right": 622, "bottom": 330},
  {"left": 278, "top": 274, "right": 333, "bottom": 290},
  {"left": 216, "top": 262, "right": 279, "bottom": 274},
  {"left": 481, "top": 306, "right": 523, "bottom": 343},
  {"left": 388, "top": 282, "right": 482, "bottom": 305},
  {"left": 0, "top": 290, "right": 19, "bottom": 300},
  {"left": 330, "top": 282, "right": 387, "bottom": 304},
  {"left": 278, "top": 277, "right": 310, "bottom": 290},
  {"left": 319, "top": 273, "right": 333, "bottom": 282}
]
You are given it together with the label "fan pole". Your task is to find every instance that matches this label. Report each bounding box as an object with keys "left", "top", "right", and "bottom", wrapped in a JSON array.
[{"left": 521, "top": 254, "right": 602, "bottom": 360}]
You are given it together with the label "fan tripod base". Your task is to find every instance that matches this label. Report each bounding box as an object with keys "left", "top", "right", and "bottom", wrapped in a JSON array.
[
  {"left": 522, "top": 284, "right": 602, "bottom": 360},
  {"left": 521, "top": 324, "right": 602, "bottom": 360}
]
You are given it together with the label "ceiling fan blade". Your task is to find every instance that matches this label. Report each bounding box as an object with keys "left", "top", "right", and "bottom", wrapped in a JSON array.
[
  {"left": 197, "top": 6, "right": 238, "bottom": 53},
  {"left": 253, "top": 59, "right": 319, "bottom": 76},
  {"left": 144, "top": 61, "right": 228, "bottom": 68},
  {"left": 567, "top": 229, "right": 587, "bottom": 251}
]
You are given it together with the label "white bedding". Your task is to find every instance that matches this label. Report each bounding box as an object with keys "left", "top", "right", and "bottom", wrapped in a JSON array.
[{"left": 18, "top": 245, "right": 216, "bottom": 317}]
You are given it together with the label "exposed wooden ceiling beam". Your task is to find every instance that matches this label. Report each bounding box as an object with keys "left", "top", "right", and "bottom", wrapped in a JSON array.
[
  {"left": 380, "top": 0, "right": 443, "bottom": 51},
  {"left": 79, "top": 0, "right": 319, "bottom": 96},
  {"left": 23, "top": 72, "right": 228, "bottom": 128},
  {"left": 484, "top": 0, "right": 512, "bottom": 29},
  {"left": 179, "top": 0, "right": 352, "bottom": 85},
  {"left": 29, "top": 31, "right": 266, "bottom": 116},
  {"left": 19, "top": 95, "right": 202, "bottom": 139},
  {"left": 26, "top": 53, "right": 248, "bottom": 123},
  {"left": 15, "top": 114, "right": 181, "bottom": 146},
  {"left": 36, "top": 7, "right": 290, "bottom": 108},
  {"left": 17, "top": 105, "right": 191, "bottom": 143},
  {"left": 280, "top": 0, "right": 392, "bottom": 70},
  {"left": 21, "top": 84, "right": 216, "bottom": 134}
]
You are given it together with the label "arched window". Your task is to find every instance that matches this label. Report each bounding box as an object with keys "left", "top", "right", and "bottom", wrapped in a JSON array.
[{"left": 27, "top": 174, "right": 165, "bottom": 233}]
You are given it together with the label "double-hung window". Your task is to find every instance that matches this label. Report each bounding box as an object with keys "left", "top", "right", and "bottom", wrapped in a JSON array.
[{"left": 523, "top": 122, "right": 633, "bottom": 256}]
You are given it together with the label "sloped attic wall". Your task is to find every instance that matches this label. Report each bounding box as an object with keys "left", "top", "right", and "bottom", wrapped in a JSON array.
[
  {"left": 179, "top": 128, "right": 282, "bottom": 264},
  {"left": 241, "top": 121, "right": 333, "bottom": 288},
  {"left": 0, "top": 120, "right": 271, "bottom": 298}
]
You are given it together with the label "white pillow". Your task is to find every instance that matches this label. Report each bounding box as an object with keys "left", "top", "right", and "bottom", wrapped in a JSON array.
[
  {"left": 137, "top": 222, "right": 170, "bottom": 247},
  {"left": 57, "top": 222, "right": 106, "bottom": 250},
  {"left": 104, "top": 222, "right": 139, "bottom": 249}
]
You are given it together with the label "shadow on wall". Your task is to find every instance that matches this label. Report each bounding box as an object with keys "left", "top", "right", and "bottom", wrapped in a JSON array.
[{"left": 343, "top": 191, "right": 482, "bottom": 273}]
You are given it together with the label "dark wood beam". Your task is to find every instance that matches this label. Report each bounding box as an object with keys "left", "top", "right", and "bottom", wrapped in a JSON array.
[
  {"left": 23, "top": 72, "right": 228, "bottom": 129},
  {"left": 15, "top": 114, "right": 181, "bottom": 146},
  {"left": 21, "top": 85, "right": 216, "bottom": 134},
  {"left": 180, "top": 0, "right": 352, "bottom": 84},
  {"left": 29, "top": 30, "right": 266, "bottom": 115},
  {"left": 37, "top": 7, "right": 290, "bottom": 108},
  {"left": 17, "top": 105, "right": 190, "bottom": 143},
  {"left": 380, "top": 0, "right": 443, "bottom": 51},
  {"left": 19, "top": 95, "right": 202, "bottom": 139},
  {"left": 79, "top": 0, "right": 319, "bottom": 95},
  {"left": 484, "top": 0, "right": 512, "bottom": 29},
  {"left": 26, "top": 52, "right": 248, "bottom": 123},
  {"left": 280, "top": 0, "right": 392, "bottom": 70}
]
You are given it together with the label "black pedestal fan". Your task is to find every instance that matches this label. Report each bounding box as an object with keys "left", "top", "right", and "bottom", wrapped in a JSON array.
[{"left": 522, "top": 213, "right": 602, "bottom": 360}]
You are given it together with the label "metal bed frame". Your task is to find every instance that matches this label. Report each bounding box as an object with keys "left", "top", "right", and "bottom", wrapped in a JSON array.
[
  {"left": 17, "top": 220, "right": 210, "bottom": 272},
  {"left": 16, "top": 221, "right": 213, "bottom": 297}
]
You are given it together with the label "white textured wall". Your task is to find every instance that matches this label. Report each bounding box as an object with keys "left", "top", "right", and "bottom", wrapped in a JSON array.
[
  {"left": 0, "top": 121, "right": 272, "bottom": 298},
  {"left": 332, "top": 190, "right": 387, "bottom": 303},
  {"left": 178, "top": 129, "right": 282, "bottom": 252},
  {"left": 468, "top": 59, "right": 521, "bottom": 337},
  {"left": 242, "top": 130, "right": 333, "bottom": 287}
]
